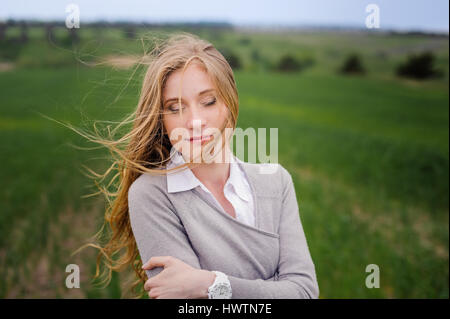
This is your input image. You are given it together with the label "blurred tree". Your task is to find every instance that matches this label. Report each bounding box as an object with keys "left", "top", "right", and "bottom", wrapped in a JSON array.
[
  {"left": 69, "top": 28, "right": 80, "bottom": 44},
  {"left": 123, "top": 26, "right": 136, "bottom": 39},
  {"left": 45, "top": 25, "right": 55, "bottom": 43},
  {"left": 0, "top": 21, "right": 23, "bottom": 61},
  {"left": 238, "top": 37, "right": 251, "bottom": 46},
  {"left": 0, "top": 39, "right": 22, "bottom": 61},
  {"left": 251, "top": 49, "right": 260, "bottom": 62},
  {"left": 218, "top": 47, "right": 242, "bottom": 70},
  {"left": 339, "top": 54, "right": 365, "bottom": 75},
  {"left": 19, "top": 22, "right": 28, "bottom": 44},
  {"left": 226, "top": 52, "right": 242, "bottom": 70},
  {"left": 60, "top": 28, "right": 80, "bottom": 47},
  {"left": 276, "top": 54, "right": 302, "bottom": 72},
  {"left": 396, "top": 51, "right": 442, "bottom": 79},
  {"left": 0, "top": 23, "right": 6, "bottom": 41}
]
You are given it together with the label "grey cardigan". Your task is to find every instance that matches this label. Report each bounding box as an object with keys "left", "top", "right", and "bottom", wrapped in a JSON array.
[{"left": 128, "top": 160, "right": 319, "bottom": 299}]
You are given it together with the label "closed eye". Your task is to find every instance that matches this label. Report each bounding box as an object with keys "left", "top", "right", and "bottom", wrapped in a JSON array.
[
  {"left": 203, "top": 97, "right": 217, "bottom": 106},
  {"left": 166, "top": 103, "right": 185, "bottom": 112},
  {"left": 164, "top": 97, "right": 216, "bottom": 113}
]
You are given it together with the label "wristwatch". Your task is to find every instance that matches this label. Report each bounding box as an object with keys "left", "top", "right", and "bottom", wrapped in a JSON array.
[{"left": 207, "top": 271, "right": 232, "bottom": 299}]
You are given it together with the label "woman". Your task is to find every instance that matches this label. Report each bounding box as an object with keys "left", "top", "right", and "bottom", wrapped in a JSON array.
[{"left": 87, "top": 33, "right": 319, "bottom": 299}]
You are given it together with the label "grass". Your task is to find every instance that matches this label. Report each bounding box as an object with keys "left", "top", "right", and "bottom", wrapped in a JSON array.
[{"left": 0, "top": 27, "right": 448, "bottom": 298}]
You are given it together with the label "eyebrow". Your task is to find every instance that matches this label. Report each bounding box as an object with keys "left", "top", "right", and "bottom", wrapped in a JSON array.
[{"left": 163, "top": 88, "right": 216, "bottom": 106}]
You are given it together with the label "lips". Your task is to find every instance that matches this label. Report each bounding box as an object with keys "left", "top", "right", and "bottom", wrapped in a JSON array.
[{"left": 186, "top": 135, "right": 213, "bottom": 143}]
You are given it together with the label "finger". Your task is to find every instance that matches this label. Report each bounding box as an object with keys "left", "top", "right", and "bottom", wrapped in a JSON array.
[
  {"left": 144, "top": 279, "right": 153, "bottom": 291},
  {"left": 142, "top": 256, "right": 168, "bottom": 270},
  {"left": 142, "top": 256, "right": 173, "bottom": 270},
  {"left": 148, "top": 288, "right": 160, "bottom": 299},
  {"left": 144, "top": 276, "right": 160, "bottom": 291}
]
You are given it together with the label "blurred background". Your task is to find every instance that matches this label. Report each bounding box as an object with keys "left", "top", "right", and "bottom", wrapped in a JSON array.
[{"left": 0, "top": 0, "right": 448, "bottom": 298}]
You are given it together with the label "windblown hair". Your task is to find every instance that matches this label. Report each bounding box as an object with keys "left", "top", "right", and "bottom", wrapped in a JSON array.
[{"left": 73, "top": 32, "right": 239, "bottom": 298}]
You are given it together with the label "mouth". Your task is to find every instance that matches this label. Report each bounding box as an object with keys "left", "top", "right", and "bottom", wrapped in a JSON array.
[{"left": 186, "top": 135, "right": 213, "bottom": 143}]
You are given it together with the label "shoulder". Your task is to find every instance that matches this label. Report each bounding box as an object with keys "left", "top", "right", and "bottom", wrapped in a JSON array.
[
  {"left": 127, "top": 172, "right": 181, "bottom": 224},
  {"left": 128, "top": 171, "right": 169, "bottom": 204},
  {"left": 236, "top": 160, "right": 294, "bottom": 196}
]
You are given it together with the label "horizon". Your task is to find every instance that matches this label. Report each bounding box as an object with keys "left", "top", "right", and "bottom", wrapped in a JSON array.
[
  {"left": 1, "top": 20, "right": 448, "bottom": 36},
  {"left": 1, "top": 0, "right": 448, "bottom": 33}
]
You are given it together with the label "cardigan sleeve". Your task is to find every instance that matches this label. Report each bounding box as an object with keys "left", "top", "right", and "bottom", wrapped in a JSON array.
[
  {"left": 128, "top": 168, "right": 319, "bottom": 299},
  {"left": 128, "top": 179, "right": 202, "bottom": 280},
  {"left": 226, "top": 166, "right": 320, "bottom": 299}
]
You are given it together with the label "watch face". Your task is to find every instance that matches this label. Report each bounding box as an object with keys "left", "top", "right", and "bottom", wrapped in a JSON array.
[
  {"left": 214, "top": 283, "right": 231, "bottom": 299},
  {"left": 218, "top": 285, "right": 227, "bottom": 295}
]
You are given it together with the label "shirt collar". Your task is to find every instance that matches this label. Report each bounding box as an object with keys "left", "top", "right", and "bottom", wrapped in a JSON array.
[
  {"left": 166, "top": 151, "right": 202, "bottom": 193},
  {"left": 166, "top": 151, "right": 250, "bottom": 202},
  {"left": 226, "top": 155, "right": 250, "bottom": 201}
]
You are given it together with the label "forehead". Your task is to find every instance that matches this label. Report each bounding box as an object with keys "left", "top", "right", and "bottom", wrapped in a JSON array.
[{"left": 163, "top": 62, "right": 214, "bottom": 99}]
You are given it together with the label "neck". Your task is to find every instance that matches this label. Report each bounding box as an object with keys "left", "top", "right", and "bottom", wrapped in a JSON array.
[{"left": 190, "top": 147, "right": 232, "bottom": 190}]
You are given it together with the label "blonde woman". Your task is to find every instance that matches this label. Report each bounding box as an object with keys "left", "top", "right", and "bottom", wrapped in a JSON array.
[{"left": 87, "top": 33, "right": 319, "bottom": 299}]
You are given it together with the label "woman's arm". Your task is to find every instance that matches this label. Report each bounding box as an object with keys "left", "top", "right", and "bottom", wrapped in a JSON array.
[
  {"left": 128, "top": 168, "right": 319, "bottom": 299},
  {"left": 128, "top": 179, "right": 203, "bottom": 280}
]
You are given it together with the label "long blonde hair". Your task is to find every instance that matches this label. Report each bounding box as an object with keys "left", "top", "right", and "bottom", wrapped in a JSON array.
[{"left": 73, "top": 32, "right": 239, "bottom": 298}]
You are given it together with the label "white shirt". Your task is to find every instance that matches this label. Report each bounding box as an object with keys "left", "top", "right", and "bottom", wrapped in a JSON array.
[{"left": 166, "top": 151, "right": 255, "bottom": 227}]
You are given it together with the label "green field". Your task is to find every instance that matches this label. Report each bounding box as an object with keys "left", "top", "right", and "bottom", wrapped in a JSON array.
[{"left": 0, "top": 26, "right": 448, "bottom": 298}]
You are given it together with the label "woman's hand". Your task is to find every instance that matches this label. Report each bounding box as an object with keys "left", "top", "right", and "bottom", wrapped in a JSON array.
[{"left": 142, "top": 256, "right": 216, "bottom": 299}]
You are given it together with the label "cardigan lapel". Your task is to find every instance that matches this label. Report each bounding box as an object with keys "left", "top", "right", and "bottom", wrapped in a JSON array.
[
  {"left": 172, "top": 158, "right": 283, "bottom": 237},
  {"left": 235, "top": 160, "right": 282, "bottom": 233}
]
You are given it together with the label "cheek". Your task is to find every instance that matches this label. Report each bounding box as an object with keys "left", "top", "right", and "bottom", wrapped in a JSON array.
[
  {"left": 212, "top": 104, "right": 230, "bottom": 127},
  {"left": 163, "top": 116, "right": 185, "bottom": 146},
  {"left": 163, "top": 113, "right": 182, "bottom": 131}
]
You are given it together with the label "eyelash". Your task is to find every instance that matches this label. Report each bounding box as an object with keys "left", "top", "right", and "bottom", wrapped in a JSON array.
[
  {"left": 204, "top": 97, "right": 217, "bottom": 106},
  {"left": 167, "top": 97, "right": 216, "bottom": 112}
]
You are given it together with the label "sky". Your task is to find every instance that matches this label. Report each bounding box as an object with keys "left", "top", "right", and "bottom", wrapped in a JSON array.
[{"left": 1, "top": 0, "right": 448, "bottom": 33}]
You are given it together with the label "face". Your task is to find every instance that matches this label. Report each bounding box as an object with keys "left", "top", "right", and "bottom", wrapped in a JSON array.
[{"left": 162, "top": 62, "right": 231, "bottom": 162}]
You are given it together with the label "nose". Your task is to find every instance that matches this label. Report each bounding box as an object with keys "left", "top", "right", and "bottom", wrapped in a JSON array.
[{"left": 186, "top": 106, "right": 207, "bottom": 134}]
